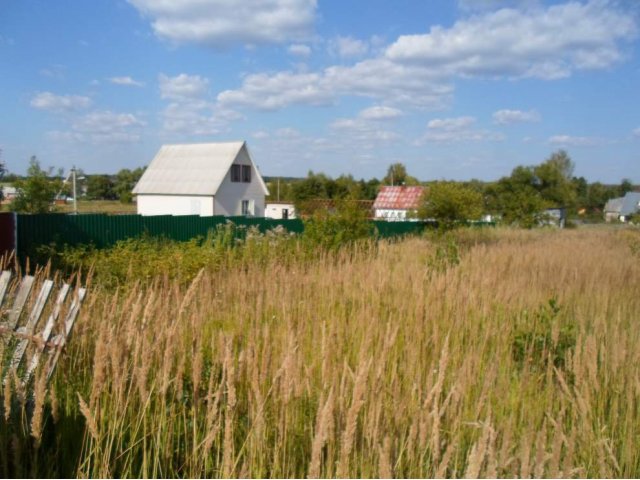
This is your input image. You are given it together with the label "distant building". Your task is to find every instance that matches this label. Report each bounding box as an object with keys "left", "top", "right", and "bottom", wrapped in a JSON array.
[
  {"left": 265, "top": 202, "right": 296, "bottom": 220},
  {"left": 132, "top": 141, "right": 269, "bottom": 217},
  {"left": 373, "top": 186, "right": 425, "bottom": 221},
  {"left": 0, "top": 186, "right": 17, "bottom": 203},
  {"left": 541, "top": 207, "right": 567, "bottom": 228},
  {"left": 604, "top": 192, "right": 640, "bottom": 222}
]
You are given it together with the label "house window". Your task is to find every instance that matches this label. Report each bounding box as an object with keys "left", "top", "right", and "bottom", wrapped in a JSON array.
[
  {"left": 242, "top": 165, "right": 251, "bottom": 183},
  {"left": 241, "top": 200, "right": 250, "bottom": 216},
  {"left": 231, "top": 164, "right": 251, "bottom": 183},
  {"left": 231, "top": 164, "right": 241, "bottom": 182}
]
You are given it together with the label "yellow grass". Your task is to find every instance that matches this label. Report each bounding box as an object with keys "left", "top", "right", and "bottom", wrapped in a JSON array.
[{"left": 5, "top": 226, "right": 640, "bottom": 478}]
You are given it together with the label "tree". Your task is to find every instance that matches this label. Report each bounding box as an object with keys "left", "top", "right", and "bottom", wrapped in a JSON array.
[
  {"left": 417, "top": 181, "right": 484, "bottom": 229},
  {"left": 619, "top": 178, "right": 634, "bottom": 196},
  {"left": 115, "top": 167, "right": 145, "bottom": 203},
  {"left": 382, "top": 162, "right": 420, "bottom": 186},
  {"left": 11, "top": 156, "right": 61, "bottom": 213},
  {"left": 533, "top": 150, "right": 577, "bottom": 207},
  {"left": 485, "top": 166, "right": 548, "bottom": 228},
  {"left": 383, "top": 163, "right": 408, "bottom": 186},
  {"left": 86, "top": 175, "right": 116, "bottom": 200}
]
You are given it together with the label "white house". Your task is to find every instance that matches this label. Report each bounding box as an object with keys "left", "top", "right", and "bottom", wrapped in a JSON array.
[
  {"left": 373, "top": 186, "right": 425, "bottom": 221},
  {"left": 132, "top": 141, "right": 269, "bottom": 217},
  {"left": 265, "top": 202, "right": 296, "bottom": 220}
]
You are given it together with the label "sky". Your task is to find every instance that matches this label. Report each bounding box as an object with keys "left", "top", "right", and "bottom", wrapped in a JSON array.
[{"left": 1, "top": 0, "right": 639, "bottom": 183}]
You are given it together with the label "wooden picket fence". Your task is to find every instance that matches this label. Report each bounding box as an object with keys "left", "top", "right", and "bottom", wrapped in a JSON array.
[{"left": 0, "top": 269, "right": 86, "bottom": 390}]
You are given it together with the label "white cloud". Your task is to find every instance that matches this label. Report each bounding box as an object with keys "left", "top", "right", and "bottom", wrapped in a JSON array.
[
  {"left": 159, "top": 73, "right": 209, "bottom": 100},
  {"left": 127, "top": 0, "right": 317, "bottom": 47},
  {"left": 457, "top": 0, "right": 538, "bottom": 13},
  {"left": 386, "top": 1, "right": 637, "bottom": 79},
  {"left": 218, "top": 58, "right": 452, "bottom": 110},
  {"left": 358, "top": 105, "right": 403, "bottom": 120},
  {"left": 109, "top": 76, "right": 145, "bottom": 87},
  {"left": 217, "top": 2, "right": 636, "bottom": 112},
  {"left": 329, "top": 114, "right": 400, "bottom": 148},
  {"left": 420, "top": 116, "right": 504, "bottom": 143},
  {"left": 158, "top": 73, "right": 241, "bottom": 136},
  {"left": 275, "top": 127, "right": 301, "bottom": 138},
  {"left": 548, "top": 135, "right": 603, "bottom": 147},
  {"left": 71, "top": 111, "right": 146, "bottom": 143},
  {"left": 252, "top": 130, "right": 270, "bottom": 139},
  {"left": 493, "top": 109, "right": 541, "bottom": 124},
  {"left": 30, "top": 92, "right": 92, "bottom": 112},
  {"left": 633, "top": 127, "right": 640, "bottom": 138},
  {"left": 329, "top": 36, "right": 369, "bottom": 58},
  {"left": 288, "top": 44, "right": 311, "bottom": 57}
]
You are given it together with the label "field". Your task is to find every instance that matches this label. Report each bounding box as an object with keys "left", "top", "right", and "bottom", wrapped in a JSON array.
[
  {"left": 1, "top": 226, "right": 640, "bottom": 478},
  {"left": 1, "top": 200, "right": 136, "bottom": 214}
]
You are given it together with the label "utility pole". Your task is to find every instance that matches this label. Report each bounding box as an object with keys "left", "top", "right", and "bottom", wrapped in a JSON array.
[{"left": 277, "top": 178, "right": 280, "bottom": 202}]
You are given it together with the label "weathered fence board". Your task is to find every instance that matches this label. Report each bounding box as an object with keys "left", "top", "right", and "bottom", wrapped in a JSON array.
[{"left": 0, "top": 270, "right": 86, "bottom": 389}]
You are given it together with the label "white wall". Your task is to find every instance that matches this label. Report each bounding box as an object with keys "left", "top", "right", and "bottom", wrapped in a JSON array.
[
  {"left": 214, "top": 145, "right": 266, "bottom": 216},
  {"left": 265, "top": 203, "right": 296, "bottom": 219},
  {"left": 375, "top": 209, "right": 409, "bottom": 221},
  {"left": 137, "top": 195, "right": 214, "bottom": 216}
]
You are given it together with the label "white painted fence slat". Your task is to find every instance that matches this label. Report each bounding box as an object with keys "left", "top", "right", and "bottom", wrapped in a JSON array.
[
  {"left": 3, "top": 275, "right": 34, "bottom": 330},
  {"left": 0, "top": 271, "right": 11, "bottom": 306},
  {"left": 23, "top": 283, "right": 70, "bottom": 385},
  {"left": 9, "top": 280, "right": 54, "bottom": 374},
  {"left": 45, "top": 287, "right": 86, "bottom": 382}
]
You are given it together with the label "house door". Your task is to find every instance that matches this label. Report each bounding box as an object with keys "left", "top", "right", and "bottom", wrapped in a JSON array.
[{"left": 282, "top": 208, "right": 289, "bottom": 220}]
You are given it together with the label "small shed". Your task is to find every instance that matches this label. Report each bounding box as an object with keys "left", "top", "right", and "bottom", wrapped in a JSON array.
[
  {"left": 265, "top": 202, "right": 296, "bottom": 220},
  {"left": 133, "top": 141, "right": 269, "bottom": 217},
  {"left": 373, "top": 186, "right": 425, "bottom": 221}
]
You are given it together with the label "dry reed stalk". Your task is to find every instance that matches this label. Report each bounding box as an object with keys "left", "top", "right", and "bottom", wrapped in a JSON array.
[
  {"left": 463, "top": 419, "right": 491, "bottom": 479},
  {"left": 222, "top": 340, "right": 236, "bottom": 478},
  {"left": 30, "top": 372, "right": 47, "bottom": 447},
  {"left": 3, "top": 373, "right": 12, "bottom": 422},
  {"left": 308, "top": 388, "right": 334, "bottom": 479},
  {"left": 377, "top": 436, "right": 393, "bottom": 479},
  {"left": 337, "top": 358, "right": 370, "bottom": 478},
  {"left": 78, "top": 393, "right": 99, "bottom": 441}
]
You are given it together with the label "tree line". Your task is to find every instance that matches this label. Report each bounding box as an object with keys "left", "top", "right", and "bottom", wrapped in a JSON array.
[
  {"left": 267, "top": 151, "right": 633, "bottom": 225},
  {"left": 1, "top": 151, "right": 635, "bottom": 223}
]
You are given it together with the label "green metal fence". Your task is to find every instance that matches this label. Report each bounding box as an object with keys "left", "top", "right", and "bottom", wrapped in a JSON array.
[
  {"left": 16, "top": 214, "right": 305, "bottom": 258},
  {"left": 15, "top": 213, "right": 491, "bottom": 258}
]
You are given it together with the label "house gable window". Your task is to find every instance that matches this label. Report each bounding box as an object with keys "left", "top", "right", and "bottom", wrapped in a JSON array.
[
  {"left": 242, "top": 165, "right": 251, "bottom": 183},
  {"left": 231, "top": 164, "right": 241, "bottom": 182},
  {"left": 231, "top": 164, "right": 251, "bottom": 183}
]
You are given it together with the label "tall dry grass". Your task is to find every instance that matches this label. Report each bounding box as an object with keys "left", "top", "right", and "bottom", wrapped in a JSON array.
[{"left": 3, "top": 227, "right": 640, "bottom": 478}]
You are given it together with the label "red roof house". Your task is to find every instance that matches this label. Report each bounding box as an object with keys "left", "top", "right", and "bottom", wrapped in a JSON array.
[{"left": 373, "top": 186, "right": 425, "bottom": 221}]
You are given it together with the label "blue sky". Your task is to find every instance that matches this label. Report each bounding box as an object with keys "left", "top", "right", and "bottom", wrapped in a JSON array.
[{"left": 1, "top": 0, "right": 639, "bottom": 183}]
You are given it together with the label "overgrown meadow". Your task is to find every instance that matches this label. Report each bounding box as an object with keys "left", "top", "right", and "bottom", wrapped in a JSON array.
[{"left": 2, "top": 225, "right": 640, "bottom": 478}]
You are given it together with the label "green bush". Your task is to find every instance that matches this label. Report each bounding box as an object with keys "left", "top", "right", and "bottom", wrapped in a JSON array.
[
  {"left": 302, "top": 198, "right": 374, "bottom": 251},
  {"left": 512, "top": 297, "right": 576, "bottom": 372}
]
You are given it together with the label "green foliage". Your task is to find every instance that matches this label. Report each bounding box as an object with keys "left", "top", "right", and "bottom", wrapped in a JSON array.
[
  {"left": 417, "top": 181, "right": 483, "bottom": 229},
  {"left": 533, "top": 150, "right": 577, "bottom": 208},
  {"left": 619, "top": 178, "right": 634, "bottom": 197},
  {"left": 382, "top": 162, "right": 419, "bottom": 186},
  {"left": 86, "top": 175, "right": 116, "bottom": 200},
  {"left": 11, "top": 156, "right": 61, "bottom": 213},
  {"left": 46, "top": 222, "right": 300, "bottom": 288},
  {"left": 114, "top": 167, "right": 145, "bottom": 203},
  {"left": 302, "top": 197, "right": 374, "bottom": 250},
  {"left": 512, "top": 297, "right": 576, "bottom": 371},
  {"left": 426, "top": 234, "right": 460, "bottom": 273}
]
